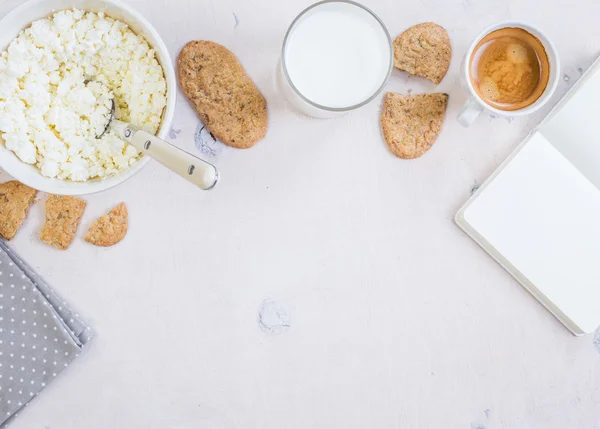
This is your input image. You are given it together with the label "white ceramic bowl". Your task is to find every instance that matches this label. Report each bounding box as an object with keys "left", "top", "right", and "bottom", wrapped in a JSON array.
[{"left": 0, "top": 0, "right": 176, "bottom": 195}]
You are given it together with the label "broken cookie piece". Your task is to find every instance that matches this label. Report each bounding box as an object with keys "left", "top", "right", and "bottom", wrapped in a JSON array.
[
  {"left": 85, "top": 203, "right": 128, "bottom": 247},
  {"left": 40, "top": 195, "right": 86, "bottom": 250},
  {"left": 393, "top": 22, "right": 451, "bottom": 84},
  {"left": 0, "top": 181, "right": 38, "bottom": 240},
  {"left": 381, "top": 92, "right": 448, "bottom": 159}
]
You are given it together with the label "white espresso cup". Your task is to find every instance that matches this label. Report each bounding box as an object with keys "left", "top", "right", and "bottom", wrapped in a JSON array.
[
  {"left": 277, "top": 0, "right": 393, "bottom": 119},
  {"left": 457, "top": 21, "right": 560, "bottom": 127}
]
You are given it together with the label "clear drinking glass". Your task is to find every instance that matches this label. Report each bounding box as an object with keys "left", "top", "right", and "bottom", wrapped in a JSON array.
[{"left": 277, "top": 0, "right": 393, "bottom": 119}]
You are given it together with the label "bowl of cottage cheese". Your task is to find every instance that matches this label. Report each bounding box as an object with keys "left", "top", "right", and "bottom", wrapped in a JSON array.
[{"left": 0, "top": 0, "right": 176, "bottom": 195}]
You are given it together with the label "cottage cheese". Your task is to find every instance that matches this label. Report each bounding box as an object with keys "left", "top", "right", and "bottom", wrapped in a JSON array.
[{"left": 0, "top": 9, "right": 167, "bottom": 181}]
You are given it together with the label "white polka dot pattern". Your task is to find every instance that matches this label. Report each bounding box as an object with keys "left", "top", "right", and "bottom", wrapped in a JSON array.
[{"left": 0, "top": 241, "right": 93, "bottom": 427}]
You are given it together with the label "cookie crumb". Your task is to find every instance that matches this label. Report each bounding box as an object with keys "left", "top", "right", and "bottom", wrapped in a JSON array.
[
  {"left": 0, "top": 181, "right": 38, "bottom": 240},
  {"left": 85, "top": 203, "right": 128, "bottom": 247},
  {"left": 40, "top": 195, "right": 86, "bottom": 250}
]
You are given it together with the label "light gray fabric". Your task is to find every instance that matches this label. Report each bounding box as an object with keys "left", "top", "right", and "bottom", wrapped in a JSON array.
[{"left": 0, "top": 240, "right": 93, "bottom": 427}]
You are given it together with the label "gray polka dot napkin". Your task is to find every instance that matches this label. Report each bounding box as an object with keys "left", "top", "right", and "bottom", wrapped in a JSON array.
[{"left": 0, "top": 240, "right": 93, "bottom": 427}]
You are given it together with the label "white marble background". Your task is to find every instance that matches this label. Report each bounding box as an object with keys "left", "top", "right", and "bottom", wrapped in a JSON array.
[{"left": 2, "top": 0, "right": 600, "bottom": 428}]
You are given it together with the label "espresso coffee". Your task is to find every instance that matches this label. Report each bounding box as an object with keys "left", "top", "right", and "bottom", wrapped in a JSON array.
[{"left": 469, "top": 27, "right": 550, "bottom": 111}]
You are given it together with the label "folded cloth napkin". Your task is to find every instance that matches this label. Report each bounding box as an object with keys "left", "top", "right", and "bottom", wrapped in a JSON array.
[{"left": 0, "top": 240, "right": 93, "bottom": 427}]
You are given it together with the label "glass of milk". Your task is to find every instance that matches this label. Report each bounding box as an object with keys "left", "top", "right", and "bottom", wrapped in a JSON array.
[{"left": 278, "top": 0, "right": 393, "bottom": 118}]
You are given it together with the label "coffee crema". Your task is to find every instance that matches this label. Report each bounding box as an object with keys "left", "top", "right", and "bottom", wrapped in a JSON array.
[{"left": 469, "top": 27, "right": 550, "bottom": 111}]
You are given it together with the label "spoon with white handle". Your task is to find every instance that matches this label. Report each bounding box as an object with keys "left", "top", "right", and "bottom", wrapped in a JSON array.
[{"left": 98, "top": 96, "right": 219, "bottom": 190}]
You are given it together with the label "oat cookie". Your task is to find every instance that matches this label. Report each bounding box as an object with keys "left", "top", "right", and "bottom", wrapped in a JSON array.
[
  {"left": 393, "top": 23, "right": 451, "bottom": 84},
  {"left": 178, "top": 40, "right": 268, "bottom": 149},
  {"left": 40, "top": 195, "right": 86, "bottom": 250},
  {"left": 381, "top": 92, "right": 448, "bottom": 159},
  {"left": 0, "top": 181, "right": 38, "bottom": 240},
  {"left": 85, "top": 203, "right": 128, "bottom": 247}
]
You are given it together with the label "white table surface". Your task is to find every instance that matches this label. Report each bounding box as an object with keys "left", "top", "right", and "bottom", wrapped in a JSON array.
[{"left": 2, "top": 0, "right": 600, "bottom": 427}]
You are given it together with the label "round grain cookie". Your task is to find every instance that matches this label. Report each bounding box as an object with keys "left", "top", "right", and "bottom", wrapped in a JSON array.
[
  {"left": 380, "top": 92, "right": 448, "bottom": 159},
  {"left": 393, "top": 23, "right": 451, "bottom": 84},
  {"left": 178, "top": 41, "right": 268, "bottom": 149},
  {"left": 85, "top": 203, "right": 128, "bottom": 247}
]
